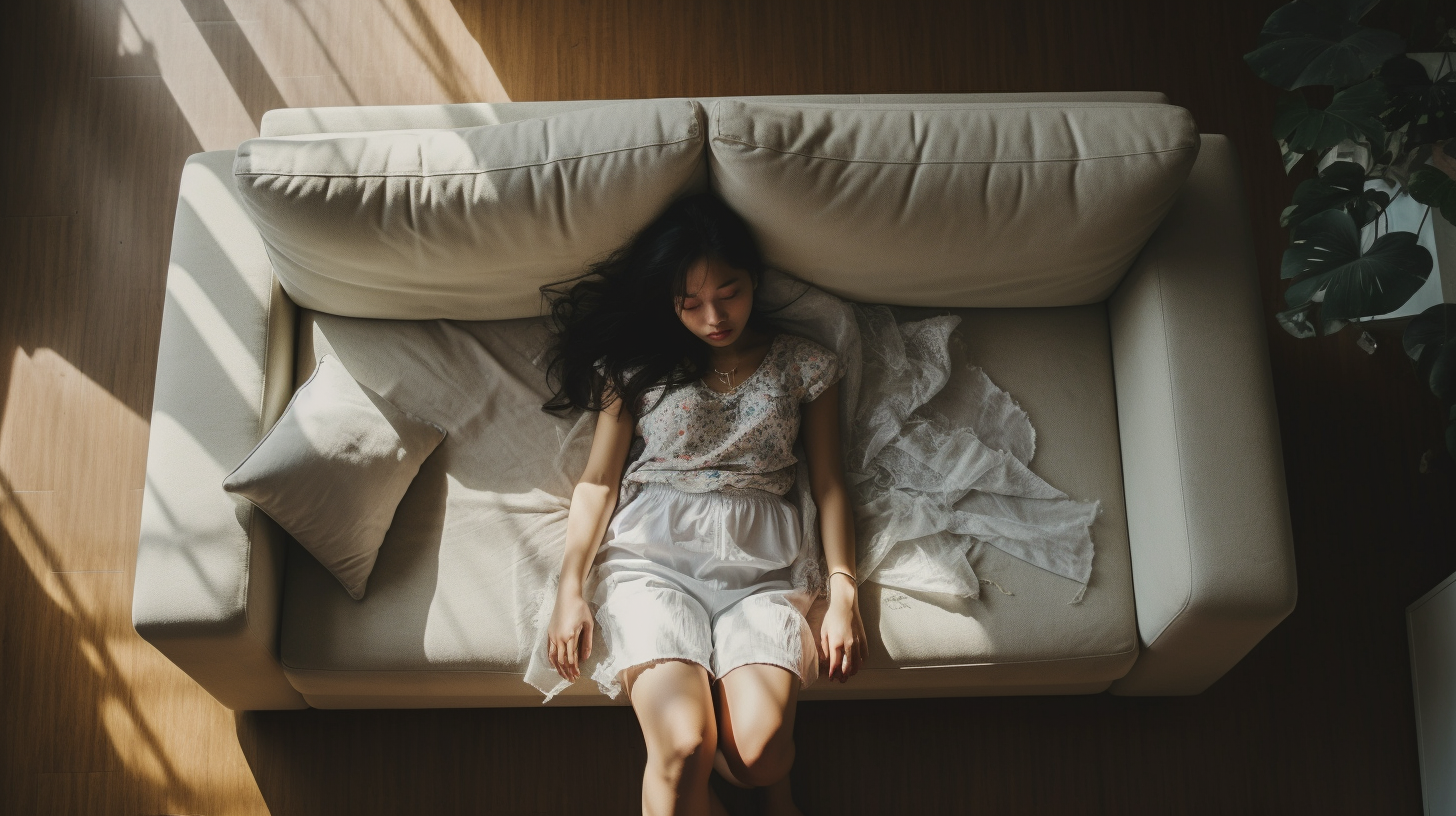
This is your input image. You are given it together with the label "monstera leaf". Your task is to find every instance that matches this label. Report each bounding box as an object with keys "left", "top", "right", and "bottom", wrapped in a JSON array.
[
  {"left": 1274, "top": 79, "right": 1391, "bottom": 171},
  {"left": 1244, "top": 0, "right": 1405, "bottom": 90},
  {"left": 1404, "top": 304, "right": 1456, "bottom": 402},
  {"left": 1281, "top": 160, "right": 1391, "bottom": 228},
  {"left": 1278, "top": 209, "right": 1433, "bottom": 336},
  {"left": 1409, "top": 164, "right": 1456, "bottom": 226},
  {"left": 1403, "top": 304, "right": 1456, "bottom": 458},
  {"left": 1378, "top": 55, "right": 1456, "bottom": 146}
]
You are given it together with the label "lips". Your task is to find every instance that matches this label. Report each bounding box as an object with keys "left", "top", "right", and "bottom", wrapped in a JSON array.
[{"left": 707, "top": 329, "right": 732, "bottom": 341}]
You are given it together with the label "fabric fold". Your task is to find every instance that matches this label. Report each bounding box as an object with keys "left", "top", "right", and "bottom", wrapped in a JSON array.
[{"left": 758, "top": 271, "right": 1098, "bottom": 602}]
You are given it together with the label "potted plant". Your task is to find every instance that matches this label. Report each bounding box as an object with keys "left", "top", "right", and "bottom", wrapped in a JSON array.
[{"left": 1244, "top": 0, "right": 1456, "bottom": 460}]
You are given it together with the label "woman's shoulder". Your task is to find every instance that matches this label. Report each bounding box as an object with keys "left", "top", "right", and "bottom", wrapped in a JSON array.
[{"left": 770, "top": 332, "right": 838, "bottom": 365}]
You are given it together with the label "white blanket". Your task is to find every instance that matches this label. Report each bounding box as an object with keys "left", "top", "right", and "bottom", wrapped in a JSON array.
[{"left": 522, "top": 272, "right": 1098, "bottom": 700}]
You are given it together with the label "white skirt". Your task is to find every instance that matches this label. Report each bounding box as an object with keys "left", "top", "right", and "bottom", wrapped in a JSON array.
[{"left": 587, "top": 483, "right": 819, "bottom": 699}]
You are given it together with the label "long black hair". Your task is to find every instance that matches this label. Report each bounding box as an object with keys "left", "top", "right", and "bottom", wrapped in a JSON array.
[{"left": 540, "top": 193, "right": 771, "bottom": 416}]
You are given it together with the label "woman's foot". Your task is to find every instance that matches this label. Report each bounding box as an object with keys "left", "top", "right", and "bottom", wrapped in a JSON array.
[{"left": 763, "top": 773, "right": 804, "bottom": 816}]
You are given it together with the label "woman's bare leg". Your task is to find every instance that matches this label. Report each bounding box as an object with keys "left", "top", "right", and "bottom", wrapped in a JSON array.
[
  {"left": 714, "top": 663, "right": 803, "bottom": 814},
  {"left": 624, "top": 659, "right": 719, "bottom": 816}
]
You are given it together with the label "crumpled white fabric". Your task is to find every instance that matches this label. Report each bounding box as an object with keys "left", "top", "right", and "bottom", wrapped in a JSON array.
[
  {"left": 523, "top": 272, "right": 1099, "bottom": 701},
  {"left": 754, "top": 271, "right": 1099, "bottom": 603}
]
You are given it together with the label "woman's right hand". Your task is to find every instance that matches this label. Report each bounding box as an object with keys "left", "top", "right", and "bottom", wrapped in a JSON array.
[{"left": 547, "top": 589, "right": 595, "bottom": 682}]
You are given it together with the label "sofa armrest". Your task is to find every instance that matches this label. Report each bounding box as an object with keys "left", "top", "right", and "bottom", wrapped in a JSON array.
[
  {"left": 132, "top": 151, "right": 305, "bottom": 710},
  {"left": 1107, "top": 134, "right": 1298, "bottom": 695}
]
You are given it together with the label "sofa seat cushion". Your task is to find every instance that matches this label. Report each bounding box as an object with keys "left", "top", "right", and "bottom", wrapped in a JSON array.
[
  {"left": 709, "top": 100, "right": 1199, "bottom": 309},
  {"left": 233, "top": 99, "right": 708, "bottom": 321},
  {"left": 278, "top": 305, "right": 1135, "bottom": 704}
]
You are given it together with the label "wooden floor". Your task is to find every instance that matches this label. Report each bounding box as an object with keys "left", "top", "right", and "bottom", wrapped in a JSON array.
[{"left": 1, "top": 0, "right": 1452, "bottom": 813}]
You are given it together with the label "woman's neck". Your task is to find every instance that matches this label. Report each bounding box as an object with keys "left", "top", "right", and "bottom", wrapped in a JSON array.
[{"left": 709, "top": 327, "right": 769, "bottom": 368}]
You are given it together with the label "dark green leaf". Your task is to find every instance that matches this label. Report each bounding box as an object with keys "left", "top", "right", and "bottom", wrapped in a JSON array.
[
  {"left": 1282, "top": 208, "right": 1362, "bottom": 283},
  {"left": 1278, "top": 138, "right": 1307, "bottom": 174},
  {"left": 1378, "top": 55, "right": 1456, "bottom": 143},
  {"left": 1430, "top": 341, "right": 1456, "bottom": 402},
  {"left": 1402, "top": 303, "right": 1456, "bottom": 360},
  {"left": 1244, "top": 1, "right": 1404, "bottom": 90},
  {"left": 1280, "top": 210, "right": 1433, "bottom": 322},
  {"left": 1274, "top": 80, "right": 1391, "bottom": 155},
  {"left": 1320, "top": 231, "right": 1434, "bottom": 320},
  {"left": 1281, "top": 160, "right": 1390, "bottom": 228},
  {"left": 1403, "top": 304, "right": 1456, "bottom": 403},
  {"left": 1409, "top": 165, "right": 1456, "bottom": 226}
]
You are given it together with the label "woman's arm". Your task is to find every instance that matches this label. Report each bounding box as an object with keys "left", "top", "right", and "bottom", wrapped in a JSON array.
[
  {"left": 548, "top": 392, "right": 636, "bottom": 682},
  {"left": 801, "top": 382, "right": 868, "bottom": 682}
]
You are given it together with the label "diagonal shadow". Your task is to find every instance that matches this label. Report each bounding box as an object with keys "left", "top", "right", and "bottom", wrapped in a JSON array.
[
  {"left": 0, "top": 467, "right": 191, "bottom": 812},
  {"left": 182, "top": 2, "right": 289, "bottom": 129}
]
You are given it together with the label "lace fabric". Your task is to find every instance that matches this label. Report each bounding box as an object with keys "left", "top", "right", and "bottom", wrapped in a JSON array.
[{"left": 755, "top": 271, "right": 1099, "bottom": 601}]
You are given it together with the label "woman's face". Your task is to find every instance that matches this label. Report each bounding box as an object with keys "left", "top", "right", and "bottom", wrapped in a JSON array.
[{"left": 675, "top": 256, "right": 754, "bottom": 349}]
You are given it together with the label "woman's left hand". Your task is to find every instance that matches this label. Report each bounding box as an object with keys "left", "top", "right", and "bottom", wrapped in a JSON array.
[{"left": 821, "top": 575, "right": 868, "bottom": 683}]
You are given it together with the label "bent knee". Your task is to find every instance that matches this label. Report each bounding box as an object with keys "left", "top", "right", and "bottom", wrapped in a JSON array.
[
  {"left": 724, "top": 729, "right": 795, "bottom": 787},
  {"left": 651, "top": 720, "right": 717, "bottom": 772}
]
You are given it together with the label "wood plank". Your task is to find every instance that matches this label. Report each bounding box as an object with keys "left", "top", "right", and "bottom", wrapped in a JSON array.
[
  {"left": 0, "top": 563, "right": 130, "bottom": 776},
  {"left": 0, "top": 1, "right": 93, "bottom": 216},
  {"left": 33, "top": 772, "right": 129, "bottom": 816}
]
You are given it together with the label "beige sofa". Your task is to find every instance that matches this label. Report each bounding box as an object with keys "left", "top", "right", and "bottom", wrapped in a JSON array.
[{"left": 132, "top": 92, "right": 1297, "bottom": 711}]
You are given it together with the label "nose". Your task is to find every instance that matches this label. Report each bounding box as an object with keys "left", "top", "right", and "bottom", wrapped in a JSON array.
[{"left": 706, "top": 302, "right": 728, "bottom": 325}]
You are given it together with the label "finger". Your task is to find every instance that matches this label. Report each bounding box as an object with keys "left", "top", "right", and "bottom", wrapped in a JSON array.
[
  {"left": 548, "top": 639, "right": 561, "bottom": 677},
  {"left": 582, "top": 622, "right": 593, "bottom": 662},
  {"left": 566, "top": 633, "right": 580, "bottom": 680},
  {"left": 829, "top": 642, "right": 845, "bottom": 682}
]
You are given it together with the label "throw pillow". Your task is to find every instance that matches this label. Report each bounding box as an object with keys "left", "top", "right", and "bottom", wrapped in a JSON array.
[
  {"left": 223, "top": 354, "right": 445, "bottom": 600},
  {"left": 708, "top": 99, "right": 1199, "bottom": 308},
  {"left": 233, "top": 99, "right": 707, "bottom": 321}
]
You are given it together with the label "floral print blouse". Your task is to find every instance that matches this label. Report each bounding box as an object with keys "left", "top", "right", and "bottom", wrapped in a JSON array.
[{"left": 622, "top": 333, "right": 844, "bottom": 496}]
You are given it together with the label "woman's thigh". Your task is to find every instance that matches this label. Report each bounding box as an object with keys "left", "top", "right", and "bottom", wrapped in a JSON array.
[
  {"left": 624, "top": 659, "right": 718, "bottom": 757},
  {"left": 713, "top": 663, "right": 799, "bottom": 776}
]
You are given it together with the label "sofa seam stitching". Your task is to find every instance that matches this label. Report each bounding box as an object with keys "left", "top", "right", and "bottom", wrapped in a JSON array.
[
  {"left": 278, "top": 646, "right": 1141, "bottom": 675},
  {"left": 722, "top": 102, "right": 1179, "bottom": 113},
  {"left": 236, "top": 134, "right": 701, "bottom": 180},
  {"left": 1142, "top": 262, "right": 1196, "bottom": 649},
  {"left": 711, "top": 137, "right": 1196, "bottom": 167},
  {"left": 237, "top": 273, "right": 277, "bottom": 637}
]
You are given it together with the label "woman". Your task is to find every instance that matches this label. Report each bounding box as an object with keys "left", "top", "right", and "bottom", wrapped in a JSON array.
[{"left": 541, "top": 193, "right": 867, "bottom": 816}]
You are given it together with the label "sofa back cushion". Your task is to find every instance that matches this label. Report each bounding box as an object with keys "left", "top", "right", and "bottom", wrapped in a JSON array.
[
  {"left": 708, "top": 100, "right": 1200, "bottom": 307},
  {"left": 233, "top": 99, "right": 707, "bottom": 320}
]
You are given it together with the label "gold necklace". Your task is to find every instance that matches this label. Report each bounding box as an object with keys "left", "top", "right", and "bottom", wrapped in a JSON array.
[
  {"left": 712, "top": 365, "right": 737, "bottom": 386},
  {"left": 711, "top": 349, "right": 738, "bottom": 387}
]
